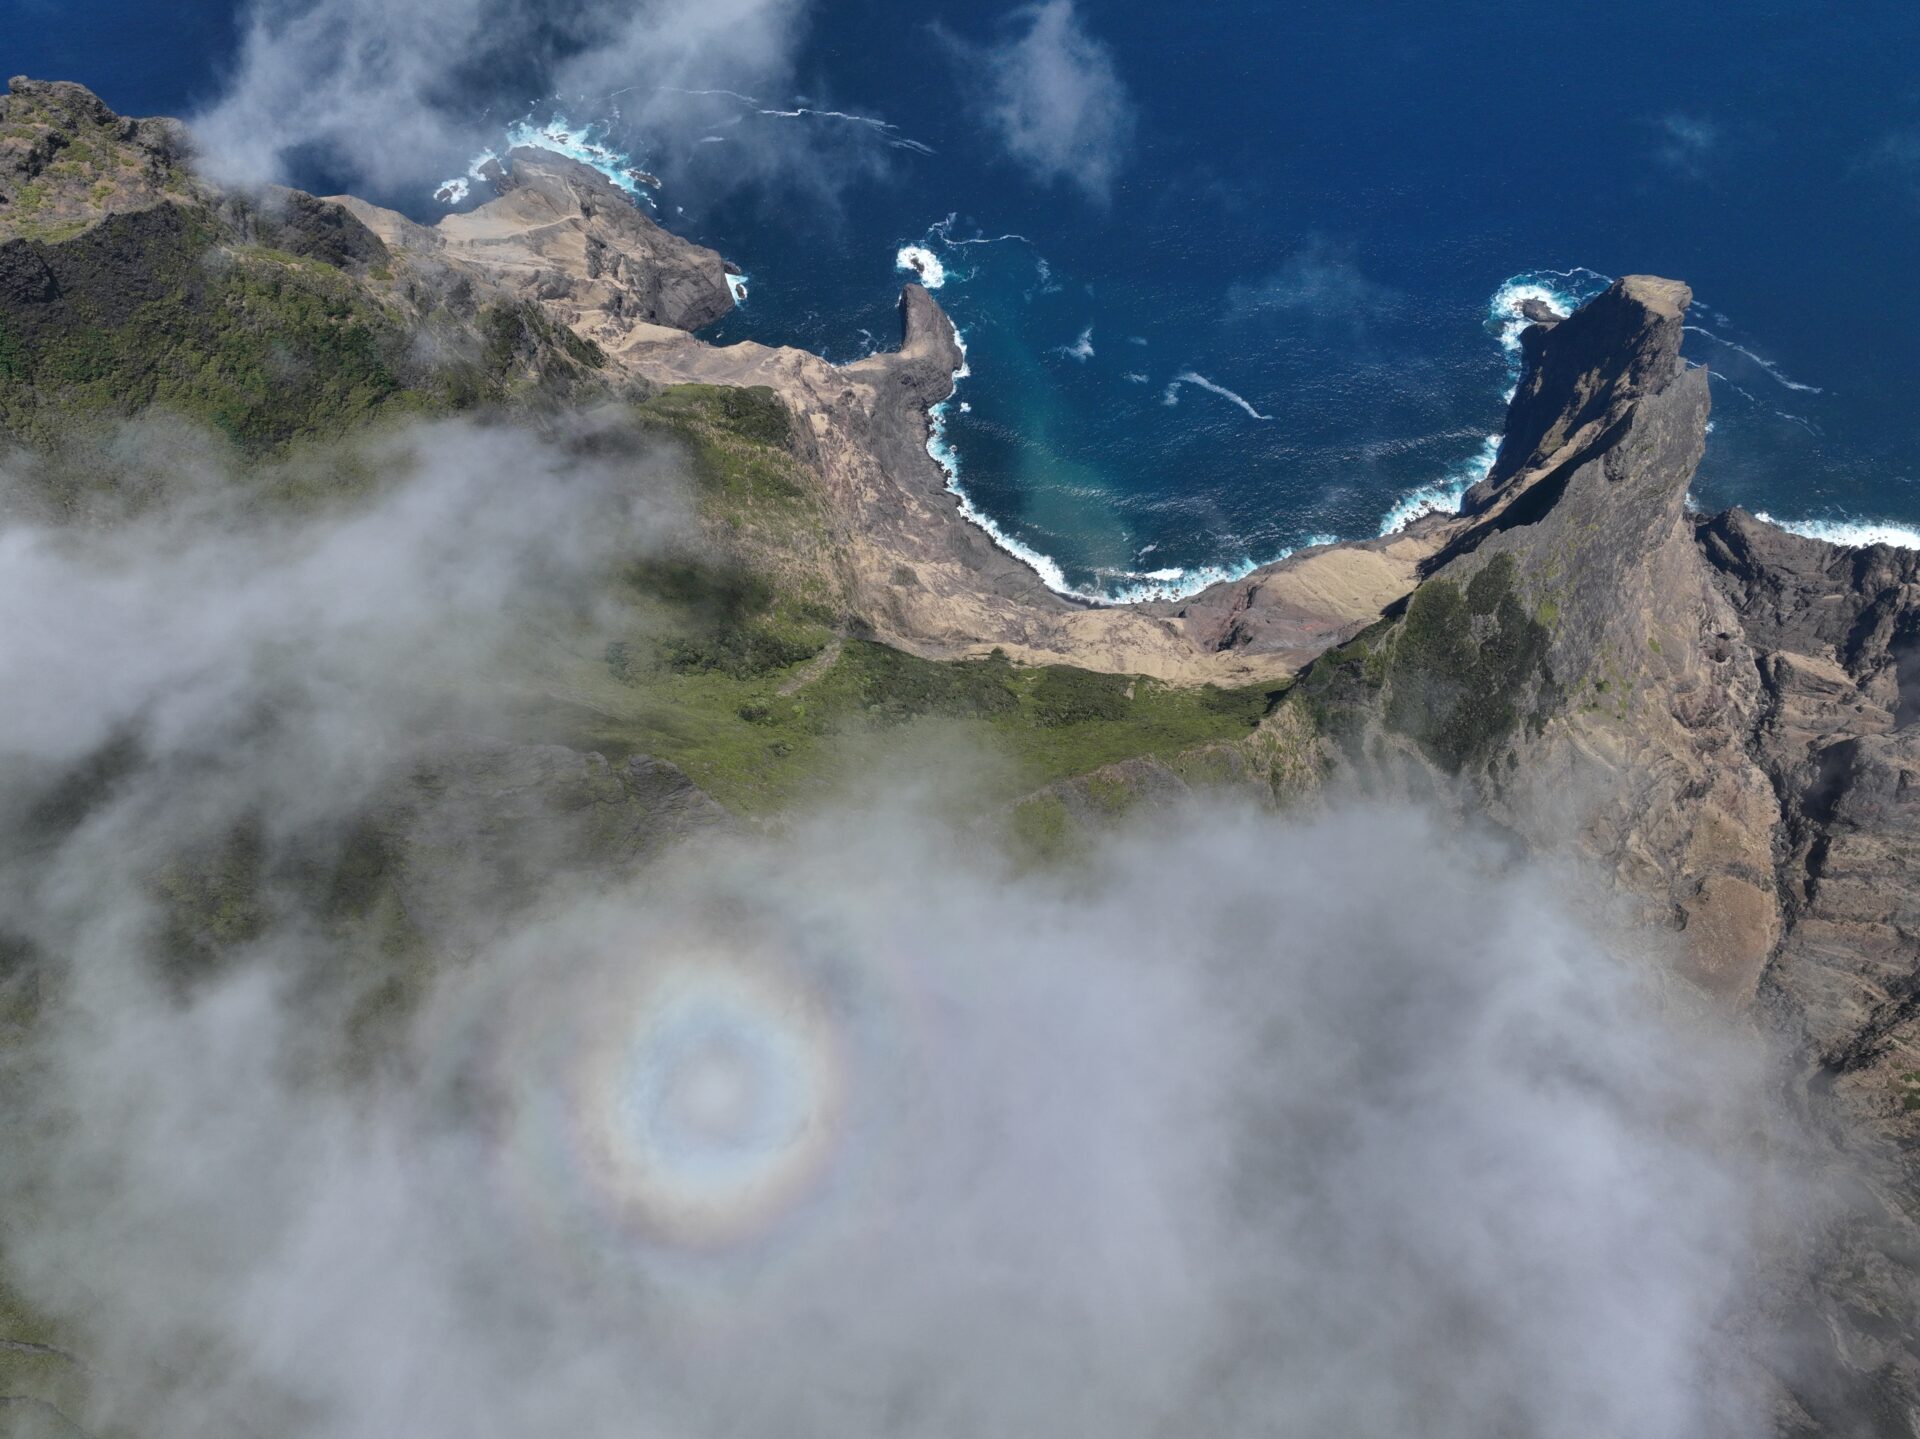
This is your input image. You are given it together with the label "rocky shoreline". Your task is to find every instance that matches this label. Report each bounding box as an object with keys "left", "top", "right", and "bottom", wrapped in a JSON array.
[{"left": 6, "top": 73, "right": 1920, "bottom": 1431}]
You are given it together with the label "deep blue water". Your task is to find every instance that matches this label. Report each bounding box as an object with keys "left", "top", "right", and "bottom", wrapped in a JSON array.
[{"left": 13, "top": 0, "right": 1920, "bottom": 596}]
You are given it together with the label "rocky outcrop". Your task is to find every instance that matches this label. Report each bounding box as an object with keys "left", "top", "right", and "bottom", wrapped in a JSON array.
[
  {"left": 1258, "top": 273, "right": 1920, "bottom": 1072},
  {"left": 0, "top": 80, "right": 623, "bottom": 452},
  {"left": 1470, "top": 274, "right": 1693, "bottom": 503},
  {"left": 1146, "top": 277, "right": 1920, "bottom": 1428},
  {"left": 0, "top": 76, "right": 192, "bottom": 242},
  {"left": 10, "top": 71, "right": 1920, "bottom": 1437},
  {"left": 1244, "top": 278, "right": 1779, "bottom": 1000},
  {"left": 331, "top": 148, "right": 737, "bottom": 340}
]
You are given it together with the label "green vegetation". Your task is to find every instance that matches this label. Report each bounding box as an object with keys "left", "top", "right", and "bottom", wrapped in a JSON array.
[
  {"left": 512, "top": 383, "right": 1283, "bottom": 814},
  {"left": 152, "top": 819, "right": 269, "bottom": 980},
  {"left": 632, "top": 384, "right": 838, "bottom": 578},
  {"left": 1008, "top": 792, "right": 1076, "bottom": 863},
  {"left": 0, "top": 1275, "right": 85, "bottom": 1438},
  {"left": 0, "top": 206, "right": 600, "bottom": 454},
  {"left": 1381, "top": 552, "right": 1555, "bottom": 772},
  {"left": 1282, "top": 617, "right": 1394, "bottom": 763},
  {"left": 1031, "top": 666, "right": 1132, "bottom": 726},
  {"left": 550, "top": 627, "right": 1277, "bottom": 815}
]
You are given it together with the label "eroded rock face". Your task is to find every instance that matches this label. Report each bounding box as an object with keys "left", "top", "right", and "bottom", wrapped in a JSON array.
[
  {"left": 0, "top": 76, "right": 192, "bottom": 241},
  {"left": 332, "top": 149, "right": 737, "bottom": 340},
  {"left": 1257, "top": 277, "right": 1781, "bottom": 1001},
  {"left": 10, "top": 75, "right": 1920, "bottom": 1428},
  {"left": 1470, "top": 274, "right": 1693, "bottom": 503},
  {"left": 1193, "top": 277, "right": 1920, "bottom": 1430}
]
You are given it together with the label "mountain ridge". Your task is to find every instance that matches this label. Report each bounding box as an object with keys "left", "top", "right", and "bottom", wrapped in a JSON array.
[{"left": 5, "top": 76, "right": 1920, "bottom": 1432}]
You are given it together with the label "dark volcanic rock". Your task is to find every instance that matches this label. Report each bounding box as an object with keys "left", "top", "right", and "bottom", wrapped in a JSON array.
[
  {"left": 1256, "top": 274, "right": 1920, "bottom": 1431},
  {"left": 1468, "top": 275, "right": 1693, "bottom": 508},
  {"left": 1517, "top": 296, "right": 1563, "bottom": 326},
  {"left": 242, "top": 185, "right": 390, "bottom": 270},
  {"left": 1286, "top": 276, "right": 1782, "bottom": 1001}
]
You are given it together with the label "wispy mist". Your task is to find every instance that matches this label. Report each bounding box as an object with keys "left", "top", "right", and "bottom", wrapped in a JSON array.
[
  {"left": 0, "top": 412, "right": 1792, "bottom": 1436},
  {"left": 189, "top": 0, "right": 911, "bottom": 210},
  {"left": 940, "top": 1, "right": 1137, "bottom": 205}
]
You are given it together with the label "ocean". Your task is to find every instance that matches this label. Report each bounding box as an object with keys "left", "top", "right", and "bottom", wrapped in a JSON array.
[{"left": 14, "top": 0, "right": 1920, "bottom": 599}]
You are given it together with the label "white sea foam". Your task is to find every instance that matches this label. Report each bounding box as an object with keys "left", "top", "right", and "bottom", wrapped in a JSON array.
[
  {"left": 1705, "top": 371, "right": 1816, "bottom": 433},
  {"left": 924, "top": 334, "right": 1303, "bottom": 604},
  {"left": 1161, "top": 372, "right": 1272, "bottom": 421},
  {"left": 502, "top": 114, "right": 658, "bottom": 201},
  {"left": 666, "top": 87, "right": 763, "bottom": 106},
  {"left": 1087, "top": 534, "right": 1344, "bottom": 604},
  {"left": 664, "top": 87, "right": 934, "bottom": 153},
  {"left": 1683, "top": 327, "right": 1823, "bottom": 393},
  {"left": 1372, "top": 274, "right": 1609, "bottom": 540},
  {"left": 725, "top": 273, "right": 751, "bottom": 306},
  {"left": 434, "top": 148, "right": 501, "bottom": 206},
  {"left": 1377, "top": 435, "right": 1502, "bottom": 535},
  {"left": 1754, "top": 512, "right": 1920, "bottom": 550},
  {"left": 443, "top": 114, "right": 658, "bottom": 207},
  {"left": 1124, "top": 372, "right": 1149, "bottom": 384},
  {"left": 924, "top": 332, "right": 1072, "bottom": 595},
  {"left": 1056, "top": 326, "right": 1096, "bottom": 362},
  {"left": 895, "top": 246, "right": 947, "bottom": 289},
  {"left": 1091, "top": 558, "right": 1260, "bottom": 604},
  {"left": 1489, "top": 283, "right": 1571, "bottom": 354},
  {"left": 754, "top": 105, "right": 935, "bottom": 155},
  {"left": 927, "top": 214, "right": 1031, "bottom": 248}
]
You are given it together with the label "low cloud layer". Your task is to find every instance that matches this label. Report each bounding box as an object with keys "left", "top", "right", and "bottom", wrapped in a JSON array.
[
  {"left": 190, "top": 0, "right": 828, "bottom": 203},
  {"left": 944, "top": 1, "right": 1137, "bottom": 204},
  {"left": 0, "top": 415, "right": 685, "bottom": 781},
  {"left": 6, "top": 799, "right": 1783, "bottom": 1436},
  {"left": 0, "top": 412, "right": 1799, "bottom": 1437}
]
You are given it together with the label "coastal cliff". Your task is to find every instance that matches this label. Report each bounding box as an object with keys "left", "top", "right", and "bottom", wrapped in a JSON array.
[{"left": 4, "top": 76, "right": 1920, "bottom": 1433}]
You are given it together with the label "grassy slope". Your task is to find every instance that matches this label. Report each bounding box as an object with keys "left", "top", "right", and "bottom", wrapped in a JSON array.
[
  {"left": 519, "top": 385, "right": 1280, "bottom": 816},
  {"left": 0, "top": 210, "right": 604, "bottom": 457}
]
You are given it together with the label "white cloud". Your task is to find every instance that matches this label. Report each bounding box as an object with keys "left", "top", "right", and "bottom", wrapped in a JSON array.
[
  {"left": 948, "top": 1, "right": 1137, "bottom": 204},
  {"left": 188, "top": 0, "right": 876, "bottom": 207},
  {"left": 0, "top": 411, "right": 1838, "bottom": 1439},
  {"left": 3, "top": 789, "right": 1789, "bottom": 1439}
]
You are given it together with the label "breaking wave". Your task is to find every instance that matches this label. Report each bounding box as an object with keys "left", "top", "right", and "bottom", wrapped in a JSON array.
[
  {"left": 1754, "top": 512, "right": 1920, "bottom": 550},
  {"left": 1378, "top": 435, "right": 1502, "bottom": 535},
  {"left": 924, "top": 334, "right": 1074, "bottom": 597},
  {"left": 1373, "top": 270, "right": 1609, "bottom": 535},
  {"left": 438, "top": 112, "right": 658, "bottom": 206},
  {"left": 895, "top": 246, "right": 947, "bottom": 289},
  {"left": 924, "top": 336, "right": 1325, "bottom": 605},
  {"left": 1089, "top": 536, "right": 1340, "bottom": 605}
]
